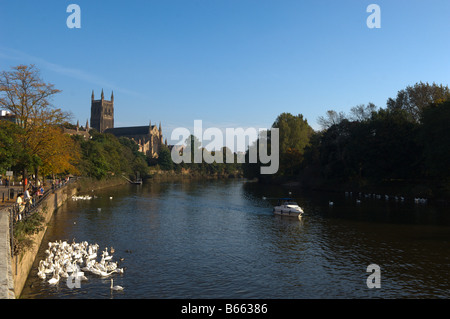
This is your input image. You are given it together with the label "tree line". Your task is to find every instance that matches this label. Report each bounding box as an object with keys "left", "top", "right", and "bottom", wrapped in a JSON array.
[
  {"left": 243, "top": 82, "right": 450, "bottom": 199},
  {"left": 157, "top": 135, "right": 243, "bottom": 177},
  {"left": 2, "top": 65, "right": 448, "bottom": 198},
  {"left": 0, "top": 64, "right": 242, "bottom": 185}
]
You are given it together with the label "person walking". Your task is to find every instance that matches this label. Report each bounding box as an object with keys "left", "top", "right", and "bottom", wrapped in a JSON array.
[{"left": 16, "top": 192, "right": 25, "bottom": 221}]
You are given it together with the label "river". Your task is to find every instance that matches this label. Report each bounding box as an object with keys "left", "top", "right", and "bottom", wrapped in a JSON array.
[{"left": 20, "top": 179, "right": 450, "bottom": 299}]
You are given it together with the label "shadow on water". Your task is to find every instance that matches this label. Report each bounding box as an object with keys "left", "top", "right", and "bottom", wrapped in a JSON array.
[{"left": 20, "top": 179, "right": 450, "bottom": 299}]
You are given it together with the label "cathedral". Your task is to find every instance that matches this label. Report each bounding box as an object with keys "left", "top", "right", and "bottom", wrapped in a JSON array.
[{"left": 90, "top": 90, "right": 164, "bottom": 158}]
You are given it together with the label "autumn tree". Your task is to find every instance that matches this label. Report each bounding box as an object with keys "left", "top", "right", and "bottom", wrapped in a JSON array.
[{"left": 0, "top": 65, "right": 75, "bottom": 187}]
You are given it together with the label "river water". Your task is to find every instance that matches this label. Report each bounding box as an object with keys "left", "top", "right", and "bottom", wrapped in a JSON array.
[{"left": 20, "top": 179, "right": 450, "bottom": 299}]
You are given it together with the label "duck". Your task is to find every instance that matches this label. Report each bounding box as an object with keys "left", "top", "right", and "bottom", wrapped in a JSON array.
[{"left": 110, "top": 279, "right": 124, "bottom": 291}]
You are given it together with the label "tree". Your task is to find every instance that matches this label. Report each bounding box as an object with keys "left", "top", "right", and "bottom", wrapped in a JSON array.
[
  {"left": 272, "top": 113, "right": 313, "bottom": 176},
  {"left": 158, "top": 145, "right": 173, "bottom": 170},
  {"left": 317, "top": 110, "right": 346, "bottom": 130},
  {"left": 0, "top": 121, "right": 23, "bottom": 173},
  {"left": 272, "top": 113, "right": 313, "bottom": 155},
  {"left": 349, "top": 103, "right": 377, "bottom": 122},
  {"left": 387, "top": 82, "right": 450, "bottom": 123},
  {"left": 420, "top": 100, "right": 450, "bottom": 179},
  {"left": 0, "top": 65, "right": 73, "bottom": 187}
]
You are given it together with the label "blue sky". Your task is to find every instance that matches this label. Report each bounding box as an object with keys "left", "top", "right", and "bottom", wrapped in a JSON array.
[{"left": 1, "top": 0, "right": 450, "bottom": 143}]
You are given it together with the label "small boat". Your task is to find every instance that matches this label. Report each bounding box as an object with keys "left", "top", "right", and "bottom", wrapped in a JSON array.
[
  {"left": 130, "top": 178, "right": 143, "bottom": 185},
  {"left": 273, "top": 198, "right": 304, "bottom": 218}
]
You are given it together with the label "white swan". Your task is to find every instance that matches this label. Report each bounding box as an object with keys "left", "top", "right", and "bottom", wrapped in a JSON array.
[
  {"left": 110, "top": 279, "right": 123, "bottom": 291},
  {"left": 48, "top": 270, "right": 60, "bottom": 285},
  {"left": 37, "top": 261, "right": 46, "bottom": 279},
  {"left": 39, "top": 239, "right": 125, "bottom": 285},
  {"left": 37, "top": 270, "right": 46, "bottom": 280}
]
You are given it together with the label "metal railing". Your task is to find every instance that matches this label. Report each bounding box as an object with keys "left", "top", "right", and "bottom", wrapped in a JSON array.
[{"left": 8, "top": 178, "right": 76, "bottom": 257}]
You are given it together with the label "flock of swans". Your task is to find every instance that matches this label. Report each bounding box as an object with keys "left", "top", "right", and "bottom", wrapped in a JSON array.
[
  {"left": 72, "top": 195, "right": 114, "bottom": 201},
  {"left": 339, "top": 191, "right": 428, "bottom": 205},
  {"left": 37, "top": 239, "right": 124, "bottom": 291},
  {"left": 72, "top": 195, "right": 95, "bottom": 201}
]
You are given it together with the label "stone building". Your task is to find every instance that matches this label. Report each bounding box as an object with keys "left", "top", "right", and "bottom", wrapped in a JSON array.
[
  {"left": 63, "top": 120, "right": 90, "bottom": 139},
  {"left": 90, "top": 90, "right": 164, "bottom": 158},
  {"left": 90, "top": 89, "right": 114, "bottom": 133}
]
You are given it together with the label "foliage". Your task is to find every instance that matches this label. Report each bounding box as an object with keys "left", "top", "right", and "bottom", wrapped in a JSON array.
[
  {"left": 0, "top": 120, "right": 23, "bottom": 172},
  {"left": 13, "top": 211, "right": 45, "bottom": 255},
  {"left": 0, "top": 64, "right": 76, "bottom": 181},
  {"left": 272, "top": 113, "right": 313, "bottom": 154},
  {"left": 76, "top": 130, "right": 149, "bottom": 180},
  {"left": 245, "top": 82, "right": 450, "bottom": 198},
  {"left": 386, "top": 81, "right": 450, "bottom": 123},
  {"left": 158, "top": 145, "right": 174, "bottom": 171},
  {"left": 420, "top": 100, "right": 450, "bottom": 178}
]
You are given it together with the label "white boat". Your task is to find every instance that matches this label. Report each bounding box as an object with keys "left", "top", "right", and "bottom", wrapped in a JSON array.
[{"left": 273, "top": 198, "right": 304, "bottom": 218}]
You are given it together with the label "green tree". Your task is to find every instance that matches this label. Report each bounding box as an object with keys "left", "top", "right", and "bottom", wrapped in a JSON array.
[
  {"left": 272, "top": 113, "right": 313, "bottom": 176},
  {"left": 0, "top": 121, "right": 22, "bottom": 173},
  {"left": 0, "top": 64, "right": 73, "bottom": 187},
  {"left": 273, "top": 113, "right": 313, "bottom": 154},
  {"left": 158, "top": 145, "right": 174, "bottom": 171},
  {"left": 420, "top": 100, "right": 450, "bottom": 178}
]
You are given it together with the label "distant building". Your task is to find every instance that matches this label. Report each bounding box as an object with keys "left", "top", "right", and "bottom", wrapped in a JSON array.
[
  {"left": 91, "top": 89, "right": 114, "bottom": 133},
  {"left": 90, "top": 90, "right": 164, "bottom": 158},
  {"left": 63, "top": 120, "right": 90, "bottom": 139},
  {"left": 0, "top": 110, "right": 18, "bottom": 124}
]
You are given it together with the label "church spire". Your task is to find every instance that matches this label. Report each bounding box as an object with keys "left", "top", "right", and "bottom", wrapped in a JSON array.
[
  {"left": 86, "top": 119, "right": 89, "bottom": 131},
  {"left": 101, "top": 89, "right": 104, "bottom": 100},
  {"left": 91, "top": 90, "right": 94, "bottom": 101},
  {"left": 111, "top": 91, "right": 114, "bottom": 102}
]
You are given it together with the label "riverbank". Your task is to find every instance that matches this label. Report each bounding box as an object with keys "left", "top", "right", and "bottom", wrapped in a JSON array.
[
  {"left": 9, "top": 177, "right": 128, "bottom": 298},
  {"left": 147, "top": 169, "right": 243, "bottom": 182}
]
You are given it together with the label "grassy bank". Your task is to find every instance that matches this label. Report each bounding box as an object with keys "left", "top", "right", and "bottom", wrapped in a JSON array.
[{"left": 147, "top": 168, "right": 243, "bottom": 182}]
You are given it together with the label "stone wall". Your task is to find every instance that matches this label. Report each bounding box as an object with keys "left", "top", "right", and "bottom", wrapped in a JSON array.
[{"left": 11, "top": 184, "right": 78, "bottom": 298}]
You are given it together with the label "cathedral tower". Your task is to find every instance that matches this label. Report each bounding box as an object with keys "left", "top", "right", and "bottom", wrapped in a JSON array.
[{"left": 90, "top": 89, "right": 114, "bottom": 133}]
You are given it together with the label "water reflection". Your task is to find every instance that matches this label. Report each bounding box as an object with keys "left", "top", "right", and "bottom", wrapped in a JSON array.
[{"left": 20, "top": 179, "right": 450, "bottom": 299}]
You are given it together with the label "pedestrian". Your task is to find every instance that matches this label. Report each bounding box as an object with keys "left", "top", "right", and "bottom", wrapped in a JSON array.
[
  {"left": 16, "top": 192, "right": 25, "bottom": 220},
  {"left": 24, "top": 188, "right": 31, "bottom": 205}
]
